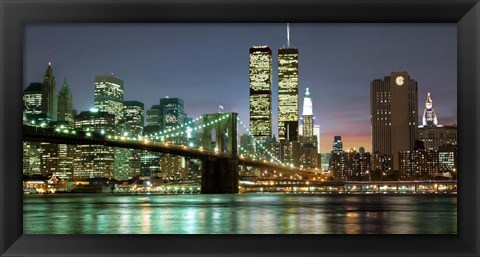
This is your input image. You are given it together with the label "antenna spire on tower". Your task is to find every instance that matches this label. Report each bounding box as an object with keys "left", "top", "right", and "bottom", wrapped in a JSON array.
[
  {"left": 287, "top": 23, "right": 290, "bottom": 48},
  {"left": 48, "top": 49, "right": 52, "bottom": 66}
]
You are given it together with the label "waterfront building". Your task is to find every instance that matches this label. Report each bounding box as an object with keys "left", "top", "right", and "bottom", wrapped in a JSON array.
[
  {"left": 57, "top": 77, "right": 75, "bottom": 126},
  {"left": 39, "top": 142, "right": 59, "bottom": 177},
  {"left": 249, "top": 45, "right": 273, "bottom": 142},
  {"left": 160, "top": 156, "right": 188, "bottom": 179},
  {"left": 23, "top": 142, "right": 42, "bottom": 176},
  {"left": 330, "top": 148, "right": 371, "bottom": 181},
  {"left": 73, "top": 110, "right": 115, "bottom": 179},
  {"left": 371, "top": 72, "right": 418, "bottom": 171},
  {"left": 399, "top": 149, "right": 440, "bottom": 180},
  {"left": 94, "top": 74, "right": 124, "bottom": 124},
  {"left": 41, "top": 62, "right": 57, "bottom": 120},
  {"left": 140, "top": 151, "right": 161, "bottom": 177},
  {"left": 438, "top": 144, "right": 457, "bottom": 178}
]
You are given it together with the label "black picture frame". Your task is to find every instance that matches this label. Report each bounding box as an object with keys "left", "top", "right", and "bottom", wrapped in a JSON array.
[{"left": 0, "top": 0, "right": 478, "bottom": 256}]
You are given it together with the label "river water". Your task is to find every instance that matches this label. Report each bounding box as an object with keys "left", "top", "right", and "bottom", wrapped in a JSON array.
[{"left": 23, "top": 193, "right": 457, "bottom": 234}]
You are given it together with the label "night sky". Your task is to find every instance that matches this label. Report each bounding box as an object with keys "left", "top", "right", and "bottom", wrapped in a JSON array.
[{"left": 24, "top": 23, "right": 457, "bottom": 153}]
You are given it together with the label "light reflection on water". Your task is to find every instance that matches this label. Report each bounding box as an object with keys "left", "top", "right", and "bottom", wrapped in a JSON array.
[{"left": 23, "top": 194, "right": 457, "bottom": 234}]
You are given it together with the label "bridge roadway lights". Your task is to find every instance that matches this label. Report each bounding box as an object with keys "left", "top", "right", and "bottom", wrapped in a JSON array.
[{"left": 201, "top": 157, "right": 239, "bottom": 194}]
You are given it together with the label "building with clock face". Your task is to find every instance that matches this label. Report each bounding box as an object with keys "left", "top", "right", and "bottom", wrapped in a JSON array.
[{"left": 370, "top": 71, "right": 419, "bottom": 172}]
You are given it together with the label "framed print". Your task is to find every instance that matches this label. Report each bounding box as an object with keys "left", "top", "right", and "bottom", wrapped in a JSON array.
[{"left": 0, "top": 0, "right": 479, "bottom": 256}]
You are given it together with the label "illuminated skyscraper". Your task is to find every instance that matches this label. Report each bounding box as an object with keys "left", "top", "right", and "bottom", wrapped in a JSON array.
[
  {"left": 115, "top": 101, "right": 145, "bottom": 180},
  {"left": 57, "top": 77, "right": 75, "bottom": 125},
  {"left": 119, "top": 101, "right": 145, "bottom": 136},
  {"left": 422, "top": 92, "right": 438, "bottom": 126},
  {"left": 73, "top": 110, "right": 115, "bottom": 179},
  {"left": 278, "top": 25, "right": 299, "bottom": 141},
  {"left": 160, "top": 97, "right": 186, "bottom": 131},
  {"left": 371, "top": 71, "right": 418, "bottom": 171},
  {"left": 300, "top": 88, "right": 319, "bottom": 169},
  {"left": 23, "top": 82, "right": 44, "bottom": 121},
  {"left": 41, "top": 62, "right": 57, "bottom": 120},
  {"left": 94, "top": 74, "right": 124, "bottom": 124},
  {"left": 302, "top": 88, "right": 314, "bottom": 141},
  {"left": 249, "top": 46, "right": 272, "bottom": 142}
]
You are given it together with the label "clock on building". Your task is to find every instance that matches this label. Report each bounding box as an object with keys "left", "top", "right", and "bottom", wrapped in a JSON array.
[{"left": 395, "top": 76, "right": 405, "bottom": 86}]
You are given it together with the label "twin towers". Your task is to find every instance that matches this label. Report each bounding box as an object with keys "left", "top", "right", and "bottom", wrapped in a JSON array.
[{"left": 249, "top": 24, "right": 308, "bottom": 144}]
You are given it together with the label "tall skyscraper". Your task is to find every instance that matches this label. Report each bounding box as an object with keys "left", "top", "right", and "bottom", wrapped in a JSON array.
[
  {"left": 302, "top": 88, "right": 314, "bottom": 142},
  {"left": 160, "top": 97, "right": 186, "bottom": 130},
  {"left": 41, "top": 62, "right": 57, "bottom": 120},
  {"left": 300, "top": 88, "right": 319, "bottom": 169},
  {"left": 371, "top": 71, "right": 418, "bottom": 171},
  {"left": 115, "top": 101, "right": 145, "bottom": 180},
  {"left": 94, "top": 74, "right": 124, "bottom": 124},
  {"left": 57, "top": 77, "right": 75, "bottom": 125},
  {"left": 73, "top": 110, "right": 115, "bottom": 179},
  {"left": 23, "top": 82, "right": 44, "bottom": 120},
  {"left": 278, "top": 24, "right": 299, "bottom": 142},
  {"left": 422, "top": 92, "right": 438, "bottom": 126},
  {"left": 249, "top": 45, "right": 273, "bottom": 142},
  {"left": 119, "top": 101, "right": 145, "bottom": 136}
]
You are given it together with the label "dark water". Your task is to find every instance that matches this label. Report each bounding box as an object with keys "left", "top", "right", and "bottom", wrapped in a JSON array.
[{"left": 23, "top": 193, "right": 457, "bottom": 234}]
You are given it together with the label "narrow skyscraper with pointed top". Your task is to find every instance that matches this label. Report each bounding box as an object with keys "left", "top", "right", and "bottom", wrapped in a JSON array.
[
  {"left": 41, "top": 61, "right": 57, "bottom": 120},
  {"left": 422, "top": 92, "right": 438, "bottom": 126},
  {"left": 57, "top": 77, "right": 75, "bottom": 125}
]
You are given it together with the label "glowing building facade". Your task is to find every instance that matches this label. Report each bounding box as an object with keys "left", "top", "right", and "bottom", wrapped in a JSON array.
[
  {"left": 371, "top": 72, "right": 418, "bottom": 171},
  {"left": 23, "top": 83, "right": 44, "bottom": 121},
  {"left": 73, "top": 111, "right": 115, "bottom": 179},
  {"left": 278, "top": 47, "right": 299, "bottom": 141},
  {"left": 115, "top": 101, "right": 145, "bottom": 180},
  {"left": 249, "top": 46, "right": 272, "bottom": 142},
  {"left": 160, "top": 97, "right": 186, "bottom": 131},
  {"left": 422, "top": 92, "right": 438, "bottom": 126},
  {"left": 94, "top": 74, "right": 124, "bottom": 124}
]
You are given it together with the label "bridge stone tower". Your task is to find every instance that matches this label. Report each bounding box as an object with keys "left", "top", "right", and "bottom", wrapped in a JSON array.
[{"left": 201, "top": 112, "right": 239, "bottom": 193}]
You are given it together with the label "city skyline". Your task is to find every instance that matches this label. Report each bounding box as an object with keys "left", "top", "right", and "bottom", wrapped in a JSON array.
[{"left": 24, "top": 23, "right": 457, "bottom": 153}]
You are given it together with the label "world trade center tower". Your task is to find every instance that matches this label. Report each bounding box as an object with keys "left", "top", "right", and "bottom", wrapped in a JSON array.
[
  {"left": 277, "top": 37, "right": 299, "bottom": 141},
  {"left": 249, "top": 46, "right": 273, "bottom": 142}
]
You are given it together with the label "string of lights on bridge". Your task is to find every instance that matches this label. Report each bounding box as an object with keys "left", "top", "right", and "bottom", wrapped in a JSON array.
[
  {"left": 38, "top": 113, "right": 300, "bottom": 169},
  {"left": 236, "top": 117, "right": 290, "bottom": 167}
]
